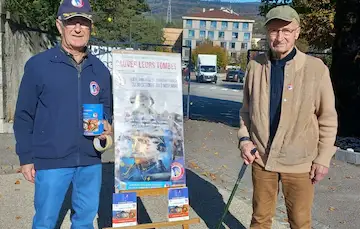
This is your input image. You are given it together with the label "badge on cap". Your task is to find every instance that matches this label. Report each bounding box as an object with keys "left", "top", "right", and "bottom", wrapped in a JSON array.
[
  {"left": 72, "top": 0, "right": 84, "bottom": 8},
  {"left": 90, "top": 81, "right": 100, "bottom": 96}
]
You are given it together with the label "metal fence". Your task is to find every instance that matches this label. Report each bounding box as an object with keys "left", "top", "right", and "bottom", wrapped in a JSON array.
[
  {"left": 88, "top": 38, "right": 192, "bottom": 119},
  {"left": 247, "top": 49, "right": 333, "bottom": 69}
]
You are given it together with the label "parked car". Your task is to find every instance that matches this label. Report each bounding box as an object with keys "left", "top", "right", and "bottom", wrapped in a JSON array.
[{"left": 226, "top": 69, "right": 245, "bottom": 83}]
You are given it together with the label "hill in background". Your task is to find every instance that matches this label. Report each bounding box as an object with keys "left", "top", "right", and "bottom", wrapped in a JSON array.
[{"left": 146, "top": 0, "right": 265, "bottom": 34}]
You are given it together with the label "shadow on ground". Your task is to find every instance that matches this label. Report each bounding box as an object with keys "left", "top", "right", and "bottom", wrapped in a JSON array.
[
  {"left": 55, "top": 163, "right": 152, "bottom": 229},
  {"left": 187, "top": 169, "right": 246, "bottom": 229},
  {"left": 219, "top": 81, "right": 244, "bottom": 90},
  {"left": 184, "top": 95, "right": 242, "bottom": 127},
  {"left": 54, "top": 164, "right": 245, "bottom": 229}
]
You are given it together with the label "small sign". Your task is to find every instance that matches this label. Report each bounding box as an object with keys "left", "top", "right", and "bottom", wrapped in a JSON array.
[
  {"left": 112, "top": 193, "right": 137, "bottom": 227},
  {"left": 168, "top": 187, "right": 189, "bottom": 222}
]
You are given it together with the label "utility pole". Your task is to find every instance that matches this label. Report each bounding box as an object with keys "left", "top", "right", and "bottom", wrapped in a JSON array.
[{"left": 166, "top": 0, "right": 172, "bottom": 24}]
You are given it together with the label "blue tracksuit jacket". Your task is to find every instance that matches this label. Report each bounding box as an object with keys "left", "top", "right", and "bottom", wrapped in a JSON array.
[{"left": 13, "top": 45, "right": 113, "bottom": 170}]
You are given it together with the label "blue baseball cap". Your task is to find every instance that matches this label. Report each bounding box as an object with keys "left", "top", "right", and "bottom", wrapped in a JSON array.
[{"left": 57, "top": 0, "right": 93, "bottom": 22}]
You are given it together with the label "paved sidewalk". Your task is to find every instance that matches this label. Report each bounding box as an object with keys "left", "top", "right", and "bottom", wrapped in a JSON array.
[
  {"left": 0, "top": 165, "right": 289, "bottom": 229},
  {"left": 183, "top": 120, "right": 360, "bottom": 229},
  {"left": 1, "top": 120, "right": 360, "bottom": 228}
]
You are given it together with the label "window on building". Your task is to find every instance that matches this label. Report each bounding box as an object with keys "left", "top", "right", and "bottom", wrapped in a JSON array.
[
  {"left": 243, "top": 32, "right": 250, "bottom": 41},
  {"left": 186, "top": 19, "right": 192, "bottom": 28},
  {"left": 196, "top": 40, "right": 202, "bottom": 47},
  {"left": 233, "top": 22, "right": 239, "bottom": 29},
  {"left": 242, "top": 22, "right": 249, "bottom": 31},
  {"left": 231, "top": 42, "right": 236, "bottom": 49},
  {"left": 241, "top": 42, "right": 248, "bottom": 49},
  {"left": 199, "top": 30, "right": 206, "bottom": 38},
  {"left": 220, "top": 42, "right": 227, "bottom": 49},
  {"left": 219, "top": 31, "right": 225, "bottom": 39},
  {"left": 208, "top": 31, "right": 214, "bottom": 39},
  {"left": 188, "top": 30, "right": 195, "bottom": 38},
  {"left": 232, "top": 32, "right": 238, "bottom": 40},
  {"left": 210, "top": 21, "right": 217, "bottom": 29},
  {"left": 200, "top": 20, "right": 206, "bottom": 28},
  {"left": 185, "top": 40, "right": 192, "bottom": 48},
  {"left": 221, "top": 21, "right": 228, "bottom": 29}
]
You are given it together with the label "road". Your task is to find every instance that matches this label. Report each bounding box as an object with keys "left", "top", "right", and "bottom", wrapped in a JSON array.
[
  {"left": 184, "top": 73, "right": 243, "bottom": 102},
  {"left": 182, "top": 73, "right": 243, "bottom": 128}
]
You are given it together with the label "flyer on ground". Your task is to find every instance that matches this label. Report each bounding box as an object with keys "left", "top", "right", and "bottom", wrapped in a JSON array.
[
  {"left": 112, "top": 50, "right": 186, "bottom": 191},
  {"left": 168, "top": 187, "right": 189, "bottom": 222},
  {"left": 112, "top": 192, "right": 137, "bottom": 227}
]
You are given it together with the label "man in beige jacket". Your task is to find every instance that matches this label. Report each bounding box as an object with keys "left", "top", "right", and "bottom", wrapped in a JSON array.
[{"left": 238, "top": 5, "right": 338, "bottom": 229}]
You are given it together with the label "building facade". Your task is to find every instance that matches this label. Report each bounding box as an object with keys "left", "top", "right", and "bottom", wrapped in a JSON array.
[{"left": 182, "top": 8, "right": 254, "bottom": 61}]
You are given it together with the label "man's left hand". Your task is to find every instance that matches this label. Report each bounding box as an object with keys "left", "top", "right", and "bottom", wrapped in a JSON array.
[
  {"left": 310, "top": 163, "right": 329, "bottom": 184},
  {"left": 98, "top": 120, "right": 112, "bottom": 140}
]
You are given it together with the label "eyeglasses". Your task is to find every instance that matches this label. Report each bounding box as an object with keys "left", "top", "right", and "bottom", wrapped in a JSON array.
[
  {"left": 268, "top": 27, "right": 299, "bottom": 37},
  {"left": 62, "top": 19, "right": 91, "bottom": 29}
]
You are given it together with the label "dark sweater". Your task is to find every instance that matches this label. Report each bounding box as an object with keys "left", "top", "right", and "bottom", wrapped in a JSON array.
[
  {"left": 269, "top": 48, "right": 296, "bottom": 144},
  {"left": 13, "top": 45, "right": 113, "bottom": 170}
]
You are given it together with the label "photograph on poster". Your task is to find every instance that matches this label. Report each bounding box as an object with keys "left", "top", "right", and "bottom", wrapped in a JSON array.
[{"left": 112, "top": 51, "right": 186, "bottom": 191}]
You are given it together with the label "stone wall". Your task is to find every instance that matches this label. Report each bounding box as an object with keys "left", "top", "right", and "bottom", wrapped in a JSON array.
[{"left": 0, "top": 0, "right": 55, "bottom": 133}]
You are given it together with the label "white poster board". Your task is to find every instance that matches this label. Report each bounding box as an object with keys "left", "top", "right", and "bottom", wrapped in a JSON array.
[{"left": 112, "top": 50, "right": 186, "bottom": 191}]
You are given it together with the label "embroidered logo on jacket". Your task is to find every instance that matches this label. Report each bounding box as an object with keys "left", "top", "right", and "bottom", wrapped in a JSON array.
[{"left": 90, "top": 81, "right": 100, "bottom": 96}]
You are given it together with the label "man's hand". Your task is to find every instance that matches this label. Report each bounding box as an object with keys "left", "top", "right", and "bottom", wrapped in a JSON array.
[
  {"left": 98, "top": 120, "right": 112, "bottom": 140},
  {"left": 240, "top": 140, "right": 260, "bottom": 165},
  {"left": 21, "top": 164, "right": 35, "bottom": 183},
  {"left": 310, "top": 163, "right": 329, "bottom": 184}
]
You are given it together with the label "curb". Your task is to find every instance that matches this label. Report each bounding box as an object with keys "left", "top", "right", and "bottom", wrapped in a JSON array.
[{"left": 334, "top": 149, "right": 360, "bottom": 165}]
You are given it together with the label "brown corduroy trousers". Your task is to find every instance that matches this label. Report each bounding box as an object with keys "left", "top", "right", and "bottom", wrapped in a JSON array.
[{"left": 250, "top": 162, "right": 314, "bottom": 229}]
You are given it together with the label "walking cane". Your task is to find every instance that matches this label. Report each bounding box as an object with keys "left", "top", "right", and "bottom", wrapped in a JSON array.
[{"left": 216, "top": 147, "right": 257, "bottom": 229}]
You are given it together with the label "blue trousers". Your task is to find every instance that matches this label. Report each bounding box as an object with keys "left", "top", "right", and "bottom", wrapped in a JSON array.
[{"left": 32, "top": 164, "right": 102, "bottom": 229}]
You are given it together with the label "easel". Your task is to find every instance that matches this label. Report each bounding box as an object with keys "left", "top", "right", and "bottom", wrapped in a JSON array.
[{"left": 104, "top": 187, "right": 200, "bottom": 229}]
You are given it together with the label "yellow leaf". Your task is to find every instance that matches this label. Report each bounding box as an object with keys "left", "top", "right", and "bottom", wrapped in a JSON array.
[
  {"left": 15, "top": 216, "right": 21, "bottom": 220},
  {"left": 214, "top": 152, "right": 219, "bottom": 155},
  {"left": 329, "top": 207, "right": 336, "bottom": 211},
  {"left": 210, "top": 173, "right": 216, "bottom": 180},
  {"left": 201, "top": 172, "right": 208, "bottom": 177},
  {"left": 222, "top": 165, "right": 228, "bottom": 169},
  {"left": 189, "top": 162, "right": 199, "bottom": 169},
  {"left": 15, "top": 180, "right": 20, "bottom": 185}
]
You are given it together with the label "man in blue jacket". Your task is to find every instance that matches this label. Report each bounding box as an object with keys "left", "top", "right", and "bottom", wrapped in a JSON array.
[{"left": 13, "top": 0, "right": 113, "bottom": 228}]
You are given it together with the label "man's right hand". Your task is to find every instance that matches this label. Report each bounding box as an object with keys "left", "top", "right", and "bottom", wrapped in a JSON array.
[
  {"left": 21, "top": 164, "right": 36, "bottom": 183},
  {"left": 240, "top": 141, "right": 260, "bottom": 165}
]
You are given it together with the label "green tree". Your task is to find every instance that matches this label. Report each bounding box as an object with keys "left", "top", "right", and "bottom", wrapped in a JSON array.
[
  {"left": 259, "top": 0, "right": 336, "bottom": 50},
  {"left": 5, "top": 0, "right": 60, "bottom": 34},
  {"left": 192, "top": 40, "right": 228, "bottom": 69},
  {"left": 331, "top": 0, "right": 360, "bottom": 137},
  {"left": 231, "top": 52, "right": 248, "bottom": 71},
  {"left": 259, "top": 0, "right": 291, "bottom": 16},
  {"left": 5, "top": 0, "right": 164, "bottom": 43}
]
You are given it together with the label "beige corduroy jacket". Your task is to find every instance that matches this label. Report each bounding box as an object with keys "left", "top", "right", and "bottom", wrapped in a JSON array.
[{"left": 238, "top": 48, "right": 338, "bottom": 173}]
